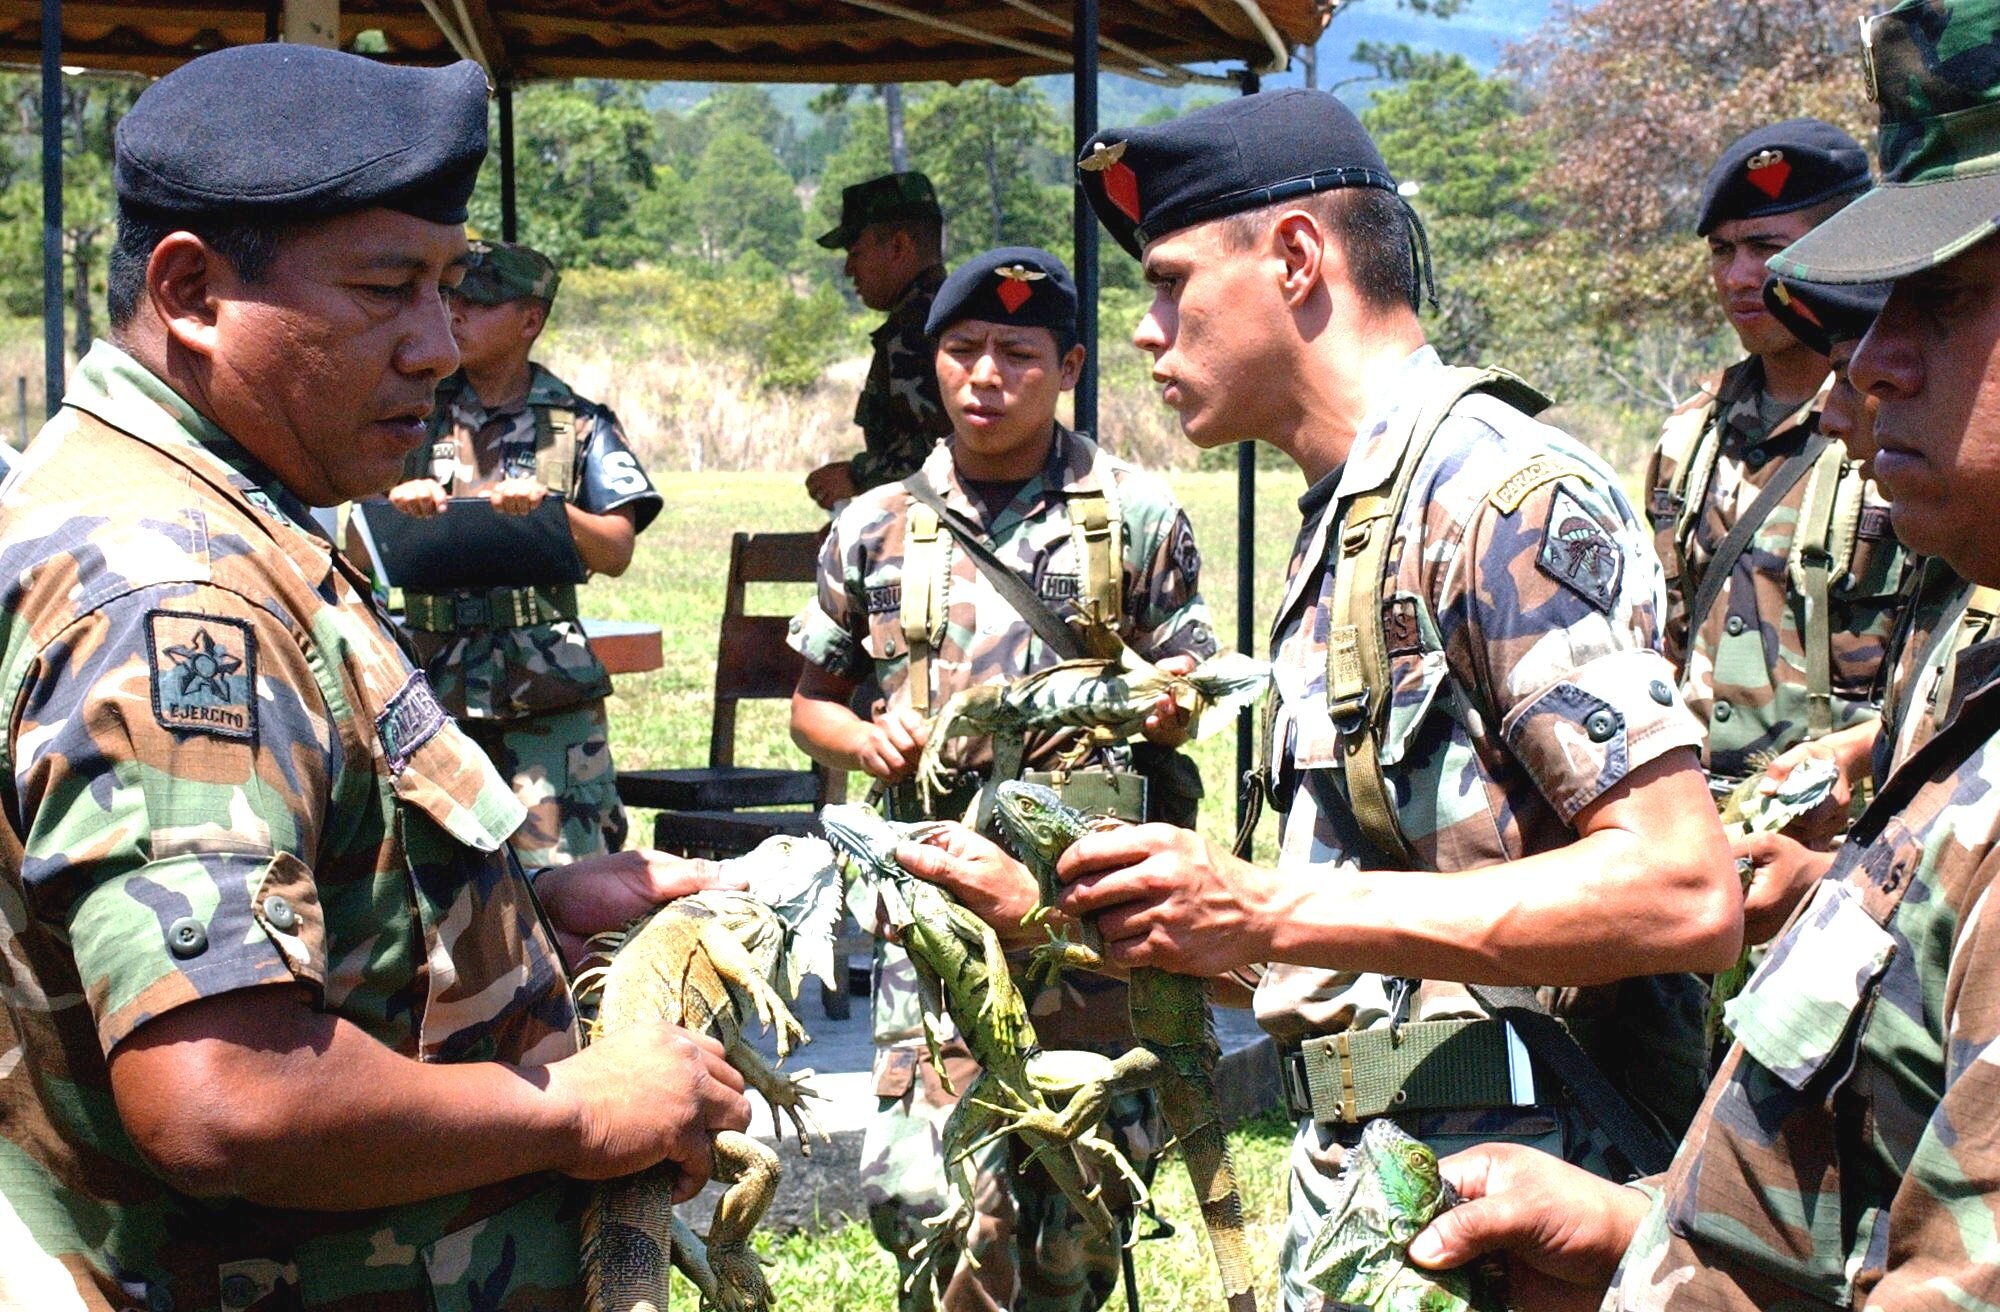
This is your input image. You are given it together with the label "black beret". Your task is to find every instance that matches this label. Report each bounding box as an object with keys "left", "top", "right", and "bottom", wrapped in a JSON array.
[
  {"left": 927, "top": 246, "right": 1079, "bottom": 348},
  {"left": 1695, "top": 118, "right": 1870, "bottom": 237},
  {"left": 1760, "top": 275, "right": 1890, "bottom": 358},
  {"left": 1077, "top": 89, "right": 1397, "bottom": 260},
  {"left": 115, "top": 44, "right": 489, "bottom": 225}
]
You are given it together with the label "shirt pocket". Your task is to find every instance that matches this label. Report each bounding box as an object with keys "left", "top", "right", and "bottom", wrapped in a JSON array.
[{"left": 1668, "top": 878, "right": 1894, "bottom": 1304}]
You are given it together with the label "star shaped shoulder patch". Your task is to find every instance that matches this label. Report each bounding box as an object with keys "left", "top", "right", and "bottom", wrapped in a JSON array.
[
  {"left": 1536, "top": 486, "right": 1623, "bottom": 614},
  {"left": 147, "top": 610, "right": 257, "bottom": 740}
]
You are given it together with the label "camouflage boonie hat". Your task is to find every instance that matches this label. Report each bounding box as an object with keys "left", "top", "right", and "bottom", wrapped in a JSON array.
[
  {"left": 1771, "top": 0, "right": 2000, "bottom": 283},
  {"left": 815, "top": 171, "right": 942, "bottom": 249},
  {"left": 455, "top": 239, "right": 560, "bottom": 305}
]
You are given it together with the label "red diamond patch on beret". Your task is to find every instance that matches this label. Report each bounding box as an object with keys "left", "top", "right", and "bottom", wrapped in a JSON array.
[{"left": 1746, "top": 148, "right": 1791, "bottom": 199}]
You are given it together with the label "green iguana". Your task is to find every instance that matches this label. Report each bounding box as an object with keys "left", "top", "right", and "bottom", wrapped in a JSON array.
[
  {"left": 991, "top": 780, "right": 1257, "bottom": 1312},
  {"left": 1302, "top": 1118, "right": 1502, "bottom": 1312},
  {"left": 572, "top": 834, "right": 846, "bottom": 1312},
  {"left": 914, "top": 630, "right": 1271, "bottom": 812},
  {"left": 818, "top": 804, "right": 1147, "bottom": 1298},
  {"left": 1705, "top": 754, "right": 1845, "bottom": 1050}
]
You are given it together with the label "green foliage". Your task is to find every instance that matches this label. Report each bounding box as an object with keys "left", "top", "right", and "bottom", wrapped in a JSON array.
[
  {"left": 689, "top": 126, "right": 804, "bottom": 268},
  {"left": 466, "top": 81, "right": 665, "bottom": 269}
]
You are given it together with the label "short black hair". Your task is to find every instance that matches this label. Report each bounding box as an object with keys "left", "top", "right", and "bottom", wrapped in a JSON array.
[
  {"left": 1217, "top": 187, "right": 1420, "bottom": 314},
  {"left": 877, "top": 215, "right": 944, "bottom": 261},
  {"left": 106, "top": 202, "right": 288, "bottom": 328}
]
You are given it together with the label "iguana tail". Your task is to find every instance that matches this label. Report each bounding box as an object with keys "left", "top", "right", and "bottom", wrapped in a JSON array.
[{"left": 582, "top": 1168, "right": 675, "bottom": 1312}]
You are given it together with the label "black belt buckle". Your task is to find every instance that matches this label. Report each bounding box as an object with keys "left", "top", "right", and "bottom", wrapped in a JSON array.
[{"left": 453, "top": 592, "right": 491, "bottom": 628}]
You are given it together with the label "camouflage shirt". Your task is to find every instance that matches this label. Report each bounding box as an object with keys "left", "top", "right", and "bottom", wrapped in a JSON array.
[
  {"left": 399, "top": 365, "right": 662, "bottom": 721},
  {"left": 1607, "top": 643, "right": 2000, "bottom": 1312},
  {"left": 790, "top": 424, "right": 1216, "bottom": 783},
  {"left": 1645, "top": 359, "right": 1911, "bottom": 784},
  {"left": 848, "top": 264, "right": 953, "bottom": 492},
  {"left": 0, "top": 344, "right": 582, "bottom": 1312},
  {"left": 1254, "top": 348, "right": 1705, "bottom": 1046},
  {"left": 1875, "top": 557, "right": 2000, "bottom": 783}
]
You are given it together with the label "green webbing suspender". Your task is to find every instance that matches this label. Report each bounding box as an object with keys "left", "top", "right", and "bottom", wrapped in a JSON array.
[
  {"left": 1324, "top": 367, "right": 1552, "bottom": 864},
  {"left": 1791, "top": 443, "right": 1861, "bottom": 740},
  {"left": 532, "top": 405, "right": 578, "bottom": 498},
  {"left": 901, "top": 502, "right": 944, "bottom": 715},
  {"left": 1933, "top": 586, "right": 2000, "bottom": 733},
  {"left": 1657, "top": 398, "right": 1723, "bottom": 619},
  {"left": 1069, "top": 486, "right": 1123, "bottom": 627}
]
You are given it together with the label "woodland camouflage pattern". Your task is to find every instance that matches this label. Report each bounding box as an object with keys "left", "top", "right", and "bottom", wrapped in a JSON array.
[
  {"left": 850, "top": 263, "right": 954, "bottom": 492},
  {"left": 1645, "top": 360, "right": 1909, "bottom": 783},
  {"left": 0, "top": 344, "right": 583, "bottom": 1312},
  {"left": 402, "top": 363, "right": 662, "bottom": 865},
  {"left": 1252, "top": 348, "right": 1708, "bottom": 1310},
  {"left": 1875, "top": 558, "right": 2000, "bottom": 781},
  {"left": 1608, "top": 650, "right": 2000, "bottom": 1311}
]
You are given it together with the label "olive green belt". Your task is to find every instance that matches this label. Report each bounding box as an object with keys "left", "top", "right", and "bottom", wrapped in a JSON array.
[
  {"left": 402, "top": 584, "right": 578, "bottom": 632},
  {"left": 1278, "top": 1019, "right": 1539, "bottom": 1124}
]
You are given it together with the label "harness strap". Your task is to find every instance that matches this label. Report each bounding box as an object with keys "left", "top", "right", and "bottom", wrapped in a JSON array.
[
  {"left": 533, "top": 404, "right": 579, "bottom": 498},
  {"left": 1657, "top": 397, "right": 1722, "bottom": 617},
  {"left": 1324, "top": 366, "right": 1551, "bottom": 865},
  {"left": 900, "top": 501, "right": 944, "bottom": 714},
  {"left": 1932, "top": 585, "right": 2000, "bottom": 734},
  {"left": 1791, "top": 443, "right": 1851, "bottom": 739}
]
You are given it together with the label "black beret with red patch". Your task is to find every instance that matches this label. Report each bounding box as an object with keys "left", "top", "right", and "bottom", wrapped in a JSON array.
[
  {"left": 1695, "top": 118, "right": 1871, "bottom": 237},
  {"left": 926, "top": 246, "right": 1078, "bottom": 351},
  {"left": 1075, "top": 89, "right": 1398, "bottom": 260},
  {"left": 1760, "top": 274, "right": 1890, "bottom": 358}
]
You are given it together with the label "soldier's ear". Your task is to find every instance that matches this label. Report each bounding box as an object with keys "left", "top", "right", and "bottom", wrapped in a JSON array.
[
  {"left": 150, "top": 231, "right": 222, "bottom": 359},
  {"left": 1272, "top": 209, "right": 1329, "bottom": 310},
  {"left": 1057, "top": 342, "right": 1087, "bottom": 390}
]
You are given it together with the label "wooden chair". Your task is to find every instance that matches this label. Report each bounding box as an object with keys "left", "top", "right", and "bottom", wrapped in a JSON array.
[{"left": 616, "top": 529, "right": 845, "bottom": 860}]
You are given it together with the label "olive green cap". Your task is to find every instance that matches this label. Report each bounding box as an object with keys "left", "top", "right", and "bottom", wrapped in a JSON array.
[
  {"left": 455, "top": 239, "right": 560, "bottom": 305},
  {"left": 1772, "top": 0, "right": 2000, "bottom": 283},
  {"left": 816, "top": 171, "right": 941, "bottom": 249}
]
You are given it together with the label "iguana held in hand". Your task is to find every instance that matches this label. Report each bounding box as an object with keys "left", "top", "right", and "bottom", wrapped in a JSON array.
[
  {"left": 990, "top": 780, "right": 1256, "bottom": 1312},
  {"left": 1705, "top": 755, "right": 1845, "bottom": 1051},
  {"left": 914, "top": 624, "right": 1271, "bottom": 812},
  {"left": 818, "top": 804, "right": 1147, "bottom": 1299},
  {"left": 571, "top": 835, "right": 845, "bottom": 1312},
  {"left": 1303, "top": 1118, "right": 1502, "bottom": 1312}
]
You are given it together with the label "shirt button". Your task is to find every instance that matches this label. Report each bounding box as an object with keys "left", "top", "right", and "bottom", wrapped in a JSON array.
[
  {"left": 1584, "top": 709, "right": 1619, "bottom": 743},
  {"left": 1747, "top": 446, "right": 1767, "bottom": 465},
  {"left": 1649, "top": 679, "right": 1675, "bottom": 706},
  {"left": 220, "top": 1274, "right": 259, "bottom": 1308},
  {"left": 262, "top": 895, "right": 298, "bottom": 932},
  {"left": 166, "top": 917, "right": 207, "bottom": 959},
  {"left": 1725, "top": 615, "right": 1746, "bottom": 636},
  {"left": 1714, "top": 701, "right": 1734, "bottom": 722}
]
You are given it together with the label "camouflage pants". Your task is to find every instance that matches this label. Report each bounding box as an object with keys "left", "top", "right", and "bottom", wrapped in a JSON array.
[
  {"left": 461, "top": 699, "right": 628, "bottom": 867},
  {"left": 863, "top": 1040, "right": 1161, "bottom": 1312},
  {"left": 1277, "top": 1108, "right": 1591, "bottom": 1312}
]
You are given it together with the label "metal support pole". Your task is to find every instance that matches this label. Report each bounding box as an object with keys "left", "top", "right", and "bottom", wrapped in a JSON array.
[
  {"left": 40, "top": 0, "right": 62, "bottom": 420},
  {"left": 1072, "top": 0, "right": 1098, "bottom": 438},
  {"left": 499, "top": 82, "right": 517, "bottom": 241},
  {"left": 265, "top": 0, "right": 280, "bottom": 41},
  {"left": 1234, "top": 68, "right": 1261, "bottom": 837}
]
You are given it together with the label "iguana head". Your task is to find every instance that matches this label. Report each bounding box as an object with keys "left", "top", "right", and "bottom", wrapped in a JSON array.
[
  {"left": 1348, "top": 1119, "right": 1454, "bottom": 1240},
  {"left": 716, "top": 835, "right": 843, "bottom": 998},
  {"left": 992, "top": 781, "right": 1091, "bottom": 867}
]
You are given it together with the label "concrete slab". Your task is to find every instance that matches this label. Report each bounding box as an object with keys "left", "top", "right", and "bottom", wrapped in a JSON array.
[{"left": 683, "top": 964, "right": 1279, "bottom": 1235}]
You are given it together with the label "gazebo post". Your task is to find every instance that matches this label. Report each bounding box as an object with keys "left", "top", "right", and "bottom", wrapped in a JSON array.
[
  {"left": 1235, "top": 67, "right": 1260, "bottom": 837},
  {"left": 40, "top": 0, "right": 61, "bottom": 419},
  {"left": 499, "top": 82, "right": 518, "bottom": 241},
  {"left": 1072, "top": 0, "right": 1099, "bottom": 438}
]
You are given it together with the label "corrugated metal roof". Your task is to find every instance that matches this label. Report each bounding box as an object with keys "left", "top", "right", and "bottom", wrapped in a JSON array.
[{"left": 0, "top": 1, "right": 1331, "bottom": 84}]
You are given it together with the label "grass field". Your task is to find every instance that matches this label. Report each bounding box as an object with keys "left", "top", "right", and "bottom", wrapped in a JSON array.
[{"left": 587, "top": 468, "right": 1306, "bottom": 1306}]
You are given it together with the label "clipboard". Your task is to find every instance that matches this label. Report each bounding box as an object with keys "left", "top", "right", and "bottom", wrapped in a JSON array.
[{"left": 356, "top": 495, "right": 587, "bottom": 591}]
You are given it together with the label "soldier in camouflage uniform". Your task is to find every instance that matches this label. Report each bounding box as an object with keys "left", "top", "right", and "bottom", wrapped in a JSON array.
[
  {"left": 1645, "top": 121, "right": 1913, "bottom": 793},
  {"left": 383, "top": 240, "right": 662, "bottom": 867},
  {"left": 806, "top": 172, "right": 955, "bottom": 510},
  {"left": 1019, "top": 91, "right": 1738, "bottom": 1312},
  {"left": 790, "top": 247, "right": 1215, "bottom": 1312},
  {"left": 1402, "top": 6, "right": 2000, "bottom": 1306},
  {"left": 0, "top": 46, "right": 749, "bottom": 1312}
]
